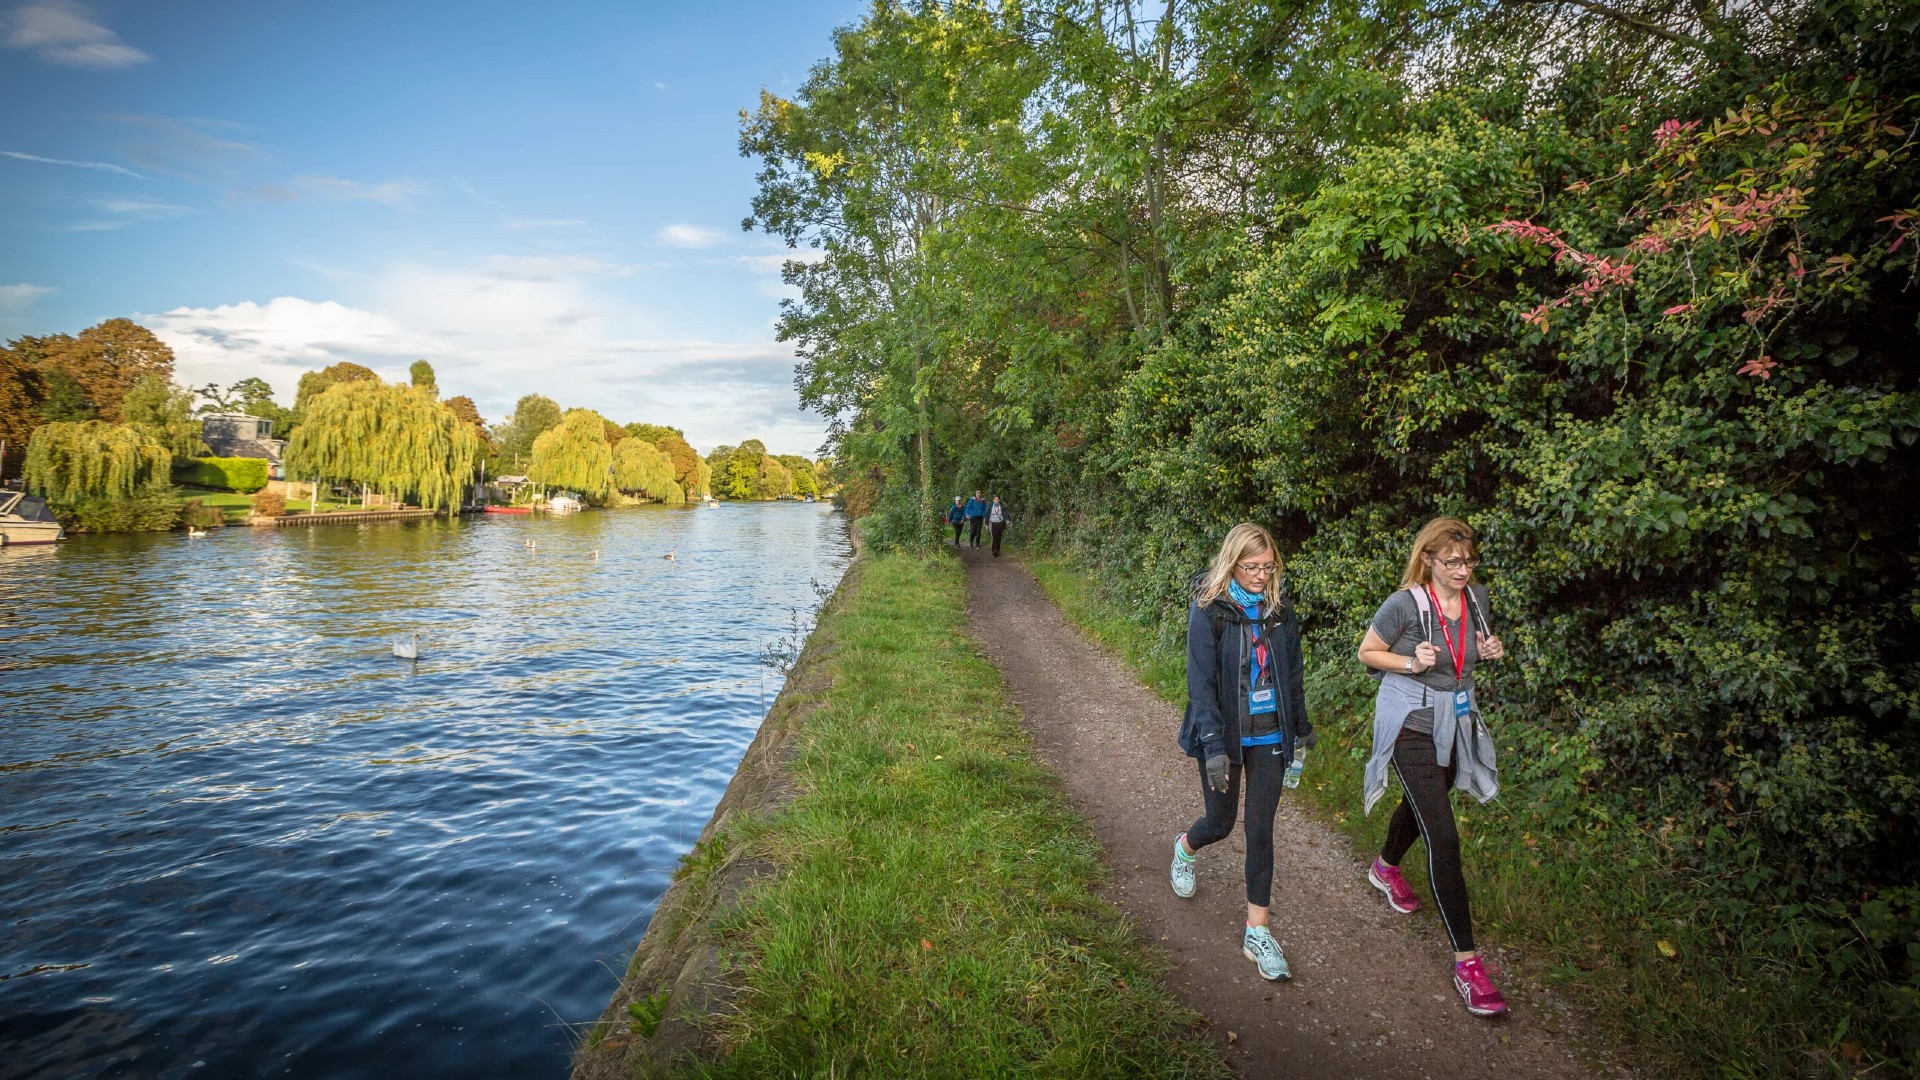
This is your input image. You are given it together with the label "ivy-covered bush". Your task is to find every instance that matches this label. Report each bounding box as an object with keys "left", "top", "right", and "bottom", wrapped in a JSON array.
[{"left": 174, "top": 456, "right": 270, "bottom": 493}]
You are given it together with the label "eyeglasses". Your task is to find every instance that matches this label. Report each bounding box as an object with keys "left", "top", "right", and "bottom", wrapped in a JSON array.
[
  {"left": 1430, "top": 556, "right": 1480, "bottom": 571},
  {"left": 1236, "top": 562, "right": 1278, "bottom": 576}
]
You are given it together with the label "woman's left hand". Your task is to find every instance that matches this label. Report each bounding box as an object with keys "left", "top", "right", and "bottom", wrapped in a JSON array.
[{"left": 1477, "top": 631, "right": 1505, "bottom": 661}]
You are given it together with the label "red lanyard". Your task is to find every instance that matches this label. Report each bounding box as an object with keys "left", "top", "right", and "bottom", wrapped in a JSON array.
[{"left": 1426, "top": 585, "right": 1466, "bottom": 679}]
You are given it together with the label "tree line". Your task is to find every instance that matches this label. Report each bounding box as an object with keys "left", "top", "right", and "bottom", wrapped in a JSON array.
[
  {"left": 743, "top": 0, "right": 1917, "bottom": 1068},
  {"left": 3, "top": 324, "right": 822, "bottom": 524}
]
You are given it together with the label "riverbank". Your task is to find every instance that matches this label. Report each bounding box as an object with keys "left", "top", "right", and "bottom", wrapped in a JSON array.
[{"left": 572, "top": 552, "right": 1226, "bottom": 1077}]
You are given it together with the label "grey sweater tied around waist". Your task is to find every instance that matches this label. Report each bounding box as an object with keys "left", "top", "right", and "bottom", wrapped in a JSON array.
[{"left": 1363, "top": 672, "right": 1500, "bottom": 816}]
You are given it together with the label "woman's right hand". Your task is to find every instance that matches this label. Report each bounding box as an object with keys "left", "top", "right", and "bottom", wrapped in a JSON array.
[{"left": 1412, "top": 641, "right": 1439, "bottom": 673}]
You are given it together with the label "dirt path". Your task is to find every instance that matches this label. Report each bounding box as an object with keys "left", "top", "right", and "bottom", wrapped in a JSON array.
[{"left": 958, "top": 545, "right": 1620, "bottom": 1080}]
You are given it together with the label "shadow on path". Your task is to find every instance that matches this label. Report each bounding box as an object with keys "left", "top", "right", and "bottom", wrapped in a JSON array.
[{"left": 956, "top": 543, "right": 1619, "bottom": 1079}]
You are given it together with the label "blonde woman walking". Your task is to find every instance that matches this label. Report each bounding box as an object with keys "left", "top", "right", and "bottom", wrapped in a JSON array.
[
  {"left": 1170, "top": 523, "right": 1312, "bottom": 981},
  {"left": 1356, "top": 516, "right": 1509, "bottom": 1016}
]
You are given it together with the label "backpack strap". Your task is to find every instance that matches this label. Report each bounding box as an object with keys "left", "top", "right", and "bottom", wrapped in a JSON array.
[{"left": 1406, "top": 585, "right": 1433, "bottom": 641}]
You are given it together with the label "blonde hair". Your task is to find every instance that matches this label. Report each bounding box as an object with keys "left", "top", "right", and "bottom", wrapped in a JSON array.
[
  {"left": 1400, "top": 516, "right": 1478, "bottom": 588},
  {"left": 1196, "top": 523, "right": 1282, "bottom": 612}
]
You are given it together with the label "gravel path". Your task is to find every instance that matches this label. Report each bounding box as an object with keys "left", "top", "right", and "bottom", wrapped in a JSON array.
[{"left": 958, "top": 545, "right": 1621, "bottom": 1079}]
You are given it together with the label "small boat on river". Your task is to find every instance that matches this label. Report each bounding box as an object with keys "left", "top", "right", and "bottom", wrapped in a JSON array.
[
  {"left": 0, "top": 488, "right": 64, "bottom": 545},
  {"left": 484, "top": 505, "right": 532, "bottom": 515},
  {"left": 548, "top": 492, "right": 585, "bottom": 513}
]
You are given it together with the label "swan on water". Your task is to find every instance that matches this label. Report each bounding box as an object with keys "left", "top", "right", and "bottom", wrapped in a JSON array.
[
  {"left": 663, "top": 551, "right": 675, "bottom": 561},
  {"left": 393, "top": 633, "right": 419, "bottom": 661},
  {"left": 187, "top": 527, "right": 208, "bottom": 538}
]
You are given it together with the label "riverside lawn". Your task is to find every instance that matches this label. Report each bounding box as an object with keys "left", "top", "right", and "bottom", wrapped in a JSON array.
[
  {"left": 631, "top": 552, "right": 1227, "bottom": 1076},
  {"left": 1025, "top": 552, "right": 1900, "bottom": 1079}
]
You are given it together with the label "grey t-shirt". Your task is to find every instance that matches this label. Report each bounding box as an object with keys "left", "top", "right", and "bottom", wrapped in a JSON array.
[{"left": 1370, "top": 585, "right": 1487, "bottom": 733}]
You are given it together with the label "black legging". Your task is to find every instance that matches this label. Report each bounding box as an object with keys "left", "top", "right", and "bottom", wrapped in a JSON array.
[
  {"left": 952, "top": 520, "right": 964, "bottom": 544},
  {"left": 967, "top": 517, "right": 983, "bottom": 546},
  {"left": 990, "top": 520, "right": 1006, "bottom": 554},
  {"left": 1185, "top": 745, "right": 1288, "bottom": 907},
  {"left": 1380, "top": 729, "right": 1475, "bottom": 952}
]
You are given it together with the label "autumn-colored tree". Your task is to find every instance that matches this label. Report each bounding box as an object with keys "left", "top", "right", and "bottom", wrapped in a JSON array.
[
  {"left": 8, "top": 320, "right": 174, "bottom": 424},
  {"left": 0, "top": 342, "right": 41, "bottom": 478},
  {"left": 527, "top": 408, "right": 612, "bottom": 500}
]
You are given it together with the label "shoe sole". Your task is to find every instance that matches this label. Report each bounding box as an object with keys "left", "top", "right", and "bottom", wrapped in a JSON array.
[
  {"left": 1242, "top": 946, "right": 1291, "bottom": 981},
  {"left": 1368, "top": 867, "right": 1419, "bottom": 914}
]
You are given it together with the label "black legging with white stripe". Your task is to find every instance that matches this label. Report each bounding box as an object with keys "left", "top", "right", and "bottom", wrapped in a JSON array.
[{"left": 1380, "top": 728, "right": 1475, "bottom": 952}]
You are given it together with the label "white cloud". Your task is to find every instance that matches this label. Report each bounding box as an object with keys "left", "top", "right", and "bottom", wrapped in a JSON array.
[
  {"left": 1, "top": 148, "right": 145, "bottom": 178},
  {"left": 502, "top": 218, "right": 586, "bottom": 230},
  {"left": 291, "top": 175, "right": 428, "bottom": 206},
  {"left": 733, "top": 250, "right": 826, "bottom": 272},
  {"left": 3, "top": 0, "right": 149, "bottom": 69},
  {"left": 655, "top": 223, "right": 720, "bottom": 248},
  {"left": 138, "top": 255, "right": 826, "bottom": 454},
  {"left": 653, "top": 81, "right": 667, "bottom": 91},
  {"left": 0, "top": 282, "right": 55, "bottom": 309}
]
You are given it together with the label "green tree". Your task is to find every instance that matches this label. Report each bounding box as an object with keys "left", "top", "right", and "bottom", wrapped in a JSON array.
[
  {"left": 284, "top": 378, "right": 482, "bottom": 510},
  {"left": 612, "top": 437, "right": 680, "bottom": 501},
  {"left": 497, "top": 393, "right": 563, "bottom": 469},
  {"left": 777, "top": 453, "right": 818, "bottom": 496},
  {"left": 120, "top": 376, "right": 207, "bottom": 458},
  {"left": 35, "top": 369, "right": 96, "bottom": 423},
  {"left": 527, "top": 408, "right": 612, "bottom": 500},
  {"left": 408, "top": 359, "right": 437, "bottom": 397},
  {"left": 230, "top": 377, "right": 293, "bottom": 431},
  {"left": 289, "top": 361, "right": 379, "bottom": 436},
  {"left": 25, "top": 420, "right": 172, "bottom": 502}
]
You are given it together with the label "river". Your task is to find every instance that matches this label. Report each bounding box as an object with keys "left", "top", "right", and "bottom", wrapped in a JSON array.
[{"left": 0, "top": 503, "right": 851, "bottom": 1080}]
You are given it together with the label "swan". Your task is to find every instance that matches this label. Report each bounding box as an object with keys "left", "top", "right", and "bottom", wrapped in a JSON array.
[
  {"left": 590, "top": 549, "right": 600, "bottom": 560},
  {"left": 663, "top": 551, "right": 676, "bottom": 561},
  {"left": 187, "top": 527, "right": 208, "bottom": 538},
  {"left": 393, "top": 633, "right": 419, "bottom": 661}
]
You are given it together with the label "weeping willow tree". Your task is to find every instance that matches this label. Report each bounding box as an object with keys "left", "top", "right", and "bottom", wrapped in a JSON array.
[
  {"left": 527, "top": 409, "right": 612, "bottom": 500},
  {"left": 25, "top": 420, "right": 173, "bottom": 502},
  {"left": 693, "top": 457, "right": 713, "bottom": 500},
  {"left": 284, "top": 381, "right": 482, "bottom": 510},
  {"left": 611, "top": 438, "right": 682, "bottom": 502}
]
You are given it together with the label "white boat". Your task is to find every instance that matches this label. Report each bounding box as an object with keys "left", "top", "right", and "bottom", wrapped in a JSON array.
[
  {"left": 703, "top": 496, "right": 719, "bottom": 508},
  {"left": 548, "top": 491, "right": 585, "bottom": 513},
  {"left": 0, "top": 488, "right": 64, "bottom": 545}
]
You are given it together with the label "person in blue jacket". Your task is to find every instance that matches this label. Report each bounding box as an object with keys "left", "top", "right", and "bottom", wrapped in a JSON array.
[
  {"left": 962, "top": 490, "right": 988, "bottom": 549},
  {"left": 945, "top": 495, "right": 966, "bottom": 546},
  {"left": 1170, "top": 522, "right": 1312, "bottom": 982}
]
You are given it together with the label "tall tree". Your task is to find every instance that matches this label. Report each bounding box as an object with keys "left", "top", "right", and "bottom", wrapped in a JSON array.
[
  {"left": 611, "top": 437, "right": 680, "bottom": 502},
  {"left": 0, "top": 342, "right": 41, "bottom": 478},
  {"left": 527, "top": 408, "right": 613, "bottom": 500},
  {"left": 408, "top": 359, "right": 438, "bottom": 397},
  {"left": 289, "top": 361, "right": 379, "bottom": 436},
  {"left": 497, "top": 393, "right": 563, "bottom": 469},
  {"left": 284, "top": 379, "right": 482, "bottom": 510}
]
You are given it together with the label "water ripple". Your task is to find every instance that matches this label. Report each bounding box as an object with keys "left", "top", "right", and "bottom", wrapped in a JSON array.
[{"left": 0, "top": 504, "right": 849, "bottom": 1080}]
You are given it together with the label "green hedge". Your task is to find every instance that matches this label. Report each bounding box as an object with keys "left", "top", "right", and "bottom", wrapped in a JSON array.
[{"left": 174, "top": 456, "right": 270, "bottom": 493}]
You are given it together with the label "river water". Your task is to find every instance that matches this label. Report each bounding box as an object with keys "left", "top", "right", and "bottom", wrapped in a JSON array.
[{"left": 0, "top": 504, "right": 851, "bottom": 1080}]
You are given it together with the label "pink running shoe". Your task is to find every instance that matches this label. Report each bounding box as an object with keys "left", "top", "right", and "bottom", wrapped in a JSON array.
[
  {"left": 1368, "top": 858, "right": 1419, "bottom": 914},
  {"left": 1453, "top": 956, "right": 1510, "bottom": 1017}
]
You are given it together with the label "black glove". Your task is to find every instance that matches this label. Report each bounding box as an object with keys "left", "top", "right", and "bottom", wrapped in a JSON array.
[
  {"left": 1205, "top": 754, "right": 1230, "bottom": 793},
  {"left": 1300, "top": 731, "right": 1318, "bottom": 751}
]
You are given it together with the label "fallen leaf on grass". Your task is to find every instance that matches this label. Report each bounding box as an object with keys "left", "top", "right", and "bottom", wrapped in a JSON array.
[
  {"left": 921, "top": 938, "right": 932, "bottom": 952},
  {"left": 1655, "top": 939, "right": 1678, "bottom": 958}
]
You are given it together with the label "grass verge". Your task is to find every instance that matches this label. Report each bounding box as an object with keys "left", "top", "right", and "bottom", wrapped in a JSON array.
[
  {"left": 1026, "top": 549, "right": 1893, "bottom": 1079},
  {"left": 666, "top": 552, "right": 1226, "bottom": 1077}
]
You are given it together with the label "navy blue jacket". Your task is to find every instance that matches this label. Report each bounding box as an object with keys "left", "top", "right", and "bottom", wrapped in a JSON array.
[
  {"left": 963, "top": 497, "right": 987, "bottom": 520},
  {"left": 1179, "top": 593, "right": 1311, "bottom": 765}
]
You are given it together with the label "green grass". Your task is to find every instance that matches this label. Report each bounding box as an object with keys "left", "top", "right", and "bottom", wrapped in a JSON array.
[
  {"left": 684, "top": 552, "right": 1228, "bottom": 1077},
  {"left": 173, "top": 486, "right": 368, "bottom": 522},
  {"left": 1024, "top": 549, "right": 1901, "bottom": 1079}
]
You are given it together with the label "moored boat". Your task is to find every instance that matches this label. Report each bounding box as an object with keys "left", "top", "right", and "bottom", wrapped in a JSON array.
[
  {"left": 484, "top": 505, "right": 533, "bottom": 515},
  {"left": 548, "top": 491, "right": 585, "bottom": 513},
  {"left": 0, "top": 488, "right": 64, "bottom": 545}
]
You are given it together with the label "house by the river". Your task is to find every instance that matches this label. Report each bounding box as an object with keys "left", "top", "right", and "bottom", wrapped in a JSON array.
[{"left": 200, "top": 413, "right": 288, "bottom": 480}]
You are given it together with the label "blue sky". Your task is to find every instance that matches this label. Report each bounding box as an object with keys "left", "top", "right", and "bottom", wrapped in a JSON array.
[{"left": 0, "top": 0, "right": 868, "bottom": 455}]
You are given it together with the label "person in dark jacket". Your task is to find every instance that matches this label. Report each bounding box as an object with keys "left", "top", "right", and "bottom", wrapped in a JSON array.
[
  {"left": 1171, "top": 522, "right": 1312, "bottom": 982},
  {"left": 963, "top": 490, "right": 987, "bottom": 548},
  {"left": 945, "top": 496, "right": 966, "bottom": 546}
]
